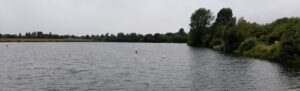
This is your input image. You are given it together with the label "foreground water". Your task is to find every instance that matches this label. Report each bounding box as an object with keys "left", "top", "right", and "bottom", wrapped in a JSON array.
[{"left": 0, "top": 43, "right": 299, "bottom": 91}]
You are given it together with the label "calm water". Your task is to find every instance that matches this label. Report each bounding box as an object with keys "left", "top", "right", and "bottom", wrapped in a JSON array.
[{"left": 0, "top": 43, "right": 299, "bottom": 91}]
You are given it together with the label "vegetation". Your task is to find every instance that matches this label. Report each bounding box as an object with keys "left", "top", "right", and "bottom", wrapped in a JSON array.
[
  {"left": 0, "top": 28, "right": 187, "bottom": 43},
  {"left": 236, "top": 37, "right": 258, "bottom": 54},
  {"left": 188, "top": 8, "right": 300, "bottom": 62},
  {"left": 188, "top": 8, "right": 214, "bottom": 46},
  {"left": 0, "top": 39, "right": 95, "bottom": 42},
  {"left": 1, "top": 7, "right": 299, "bottom": 63}
]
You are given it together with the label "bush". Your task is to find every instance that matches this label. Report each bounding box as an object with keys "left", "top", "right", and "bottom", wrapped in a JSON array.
[
  {"left": 236, "top": 37, "right": 257, "bottom": 54},
  {"left": 278, "top": 27, "right": 299, "bottom": 61},
  {"left": 258, "top": 35, "right": 268, "bottom": 43},
  {"left": 269, "top": 43, "right": 281, "bottom": 60},
  {"left": 243, "top": 44, "right": 270, "bottom": 59}
]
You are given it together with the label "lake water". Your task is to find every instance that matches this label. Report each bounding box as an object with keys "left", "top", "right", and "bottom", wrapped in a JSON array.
[{"left": 0, "top": 43, "right": 299, "bottom": 91}]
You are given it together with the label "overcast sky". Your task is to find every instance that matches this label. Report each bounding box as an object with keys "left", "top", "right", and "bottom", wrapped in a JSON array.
[{"left": 0, "top": 0, "right": 300, "bottom": 35}]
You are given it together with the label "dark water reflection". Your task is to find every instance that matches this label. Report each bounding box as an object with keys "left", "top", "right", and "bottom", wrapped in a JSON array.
[
  {"left": 189, "top": 48, "right": 300, "bottom": 91},
  {"left": 0, "top": 43, "right": 299, "bottom": 91},
  {"left": 276, "top": 63, "right": 300, "bottom": 90}
]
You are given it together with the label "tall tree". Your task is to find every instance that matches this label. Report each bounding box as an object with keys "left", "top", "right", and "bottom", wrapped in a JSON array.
[
  {"left": 212, "top": 8, "right": 234, "bottom": 28},
  {"left": 210, "top": 8, "right": 239, "bottom": 52},
  {"left": 279, "top": 27, "right": 300, "bottom": 61},
  {"left": 210, "top": 8, "right": 234, "bottom": 40},
  {"left": 188, "top": 8, "right": 214, "bottom": 46}
]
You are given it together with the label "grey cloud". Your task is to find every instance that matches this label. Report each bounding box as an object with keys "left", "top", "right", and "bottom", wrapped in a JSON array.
[{"left": 0, "top": 0, "right": 299, "bottom": 35}]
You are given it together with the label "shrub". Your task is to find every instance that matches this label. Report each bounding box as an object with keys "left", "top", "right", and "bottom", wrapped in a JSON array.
[
  {"left": 269, "top": 43, "right": 281, "bottom": 60},
  {"left": 236, "top": 37, "right": 257, "bottom": 54},
  {"left": 243, "top": 44, "right": 270, "bottom": 59},
  {"left": 278, "top": 27, "right": 299, "bottom": 61},
  {"left": 258, "top": 35, "right": 268, "bottom": 43}
]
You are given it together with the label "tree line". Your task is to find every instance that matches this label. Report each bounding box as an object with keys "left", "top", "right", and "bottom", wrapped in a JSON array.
[
  {"left": 0, "top": 28, "right": 187, "bottom": 43},
  {"left": 187, "top": 8, "right": 300, "bottom": 62},
  {"left": 0, "top": 31, "right": 80, "bottom": 39}
]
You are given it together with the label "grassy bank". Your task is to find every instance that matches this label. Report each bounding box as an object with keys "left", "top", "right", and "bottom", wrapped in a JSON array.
[
  {"left": 0, "top": 38, "right": 95, "bottom": 42},
  {"left": 236, "top": 42, "right": 300, "bottom": 63}
]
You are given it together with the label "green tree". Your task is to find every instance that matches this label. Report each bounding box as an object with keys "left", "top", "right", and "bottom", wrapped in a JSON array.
[
  {"left": 212, "top": 8, "right": 234, "bottom": 28},
  {"left": 188, "top": 8, "right": 214, "bottom": 46},
  {"left": 174, "top": 28, "right": 188, "bottom": 43},
  {"left": 223, "top": 17, "right": 241, "bottom": 53},
  {"left": 208, "top": 8, "right": 240, "bottom": 52},
  {"left": 117, "top": 32, "right": 125, "bottom": 42},
  {"left": 153, "top": 33, "right": 162, "bottom": 42},
  {"left": 128, "top": 33, "right": 139, "bottom": 42},
  {"left": 279, "top": 27, "right": 300, "bottom": 61},
  {"left": 143, "top": 34, "right": 155, "bottom": 42},
  {"left": 177, "top": 28, "right": 187, "bottom": 36},
  {"left": 209, "top": 8, "right": 236, "bottom": 48},
  {"left": 237, "top": 37, "right": 258, "bottom": 54}
]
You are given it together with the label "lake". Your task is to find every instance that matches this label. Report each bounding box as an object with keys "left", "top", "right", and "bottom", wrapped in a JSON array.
[{"left": 0, "top": 43, "right": 299, "bottom": 91}]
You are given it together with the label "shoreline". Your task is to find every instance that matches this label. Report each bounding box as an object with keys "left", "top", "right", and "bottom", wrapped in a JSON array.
[
  {"left": 213, "top": 46, "right": 300, "bottom": 64},
  {"left": 0, "top": 38, "right": 96, "bottom": 42},
  {"left": 1, "top": 40, "right": 298, "bottom": 63},
  {"left": 0, "top": 38, "right": 187, "bottom": 44}
]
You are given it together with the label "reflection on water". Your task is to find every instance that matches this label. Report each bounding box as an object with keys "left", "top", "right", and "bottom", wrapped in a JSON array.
[
  {"left": 0, "top": 43, "right": 299, "bottom": 91},
  {"left": 276, "top": 63, "right": 300, "bottom": 90},
  {"left": 189, "top": 48, "right": 300, "bottom": 91}
]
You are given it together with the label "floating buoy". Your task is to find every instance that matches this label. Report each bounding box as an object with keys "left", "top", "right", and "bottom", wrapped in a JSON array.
[{"left": 162, "top": 54, "right": 166, "bottom": 59}]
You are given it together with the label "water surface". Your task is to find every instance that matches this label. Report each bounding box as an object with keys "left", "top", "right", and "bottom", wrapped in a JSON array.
[{"left": 0, "top": 43, "right": 299, "bottom": 91}]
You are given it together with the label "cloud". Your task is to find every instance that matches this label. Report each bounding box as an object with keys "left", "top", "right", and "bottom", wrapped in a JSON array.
[{"left": 0, "top": 0, "right": 299, "bottom": 35}]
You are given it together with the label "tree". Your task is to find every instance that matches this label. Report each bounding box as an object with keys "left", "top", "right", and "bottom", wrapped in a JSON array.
[
  {"left": 85, "top": 35, "right": 91, "bottom": 39},
  {"left": 207, "top": 8, "right": 240, "bottom": 53},
  {"left": 117, "top": 32, "right": 125, "bottom": 42},
  {"left": 236, "top": 17, "right": 253, "bottom": 41},
  {"left": 143, "top": 34, "right": 155, "bottom": 42},
  {"left": 237, "top": 37, "right": 258, "bottom": 53},
  {"left": 223, "top": 17, "right": 241, "bottom": 53},
  {"left": 209, "top": 8, "right": 235, "bottom": 46},
  {"left": 153, "top": 33, "right": 161, "bottom": 42},
  {"left": 279, "top": 27, "right": 300, "bottom": 61},
  {"left": 128, "top": 33, "right": 139, "bottom": 42},
  {"left": 18, "top": 33, "right": 22, "bottom": 38},
  {"left": 173, "top": 28, "right": 188, "bottom": 43},
  {"left": 37, "top": 31, "right": 44, "bottom": 38},
  {"left": 25, "top": 32, "right": 31, "bottom": 38},
  {"left": 212, "top": 8, "right": 234, "bottom": 28},
  {"left": 188, "top": 8, "right": 214, "bottom": 46},
  {"left": 177, "top": 28, "right": 187, "bottom": 36}
]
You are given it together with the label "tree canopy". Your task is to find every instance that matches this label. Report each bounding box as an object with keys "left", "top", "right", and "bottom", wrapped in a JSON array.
[
  {"left": 0, "top": 28, "right": 188, "bottom": 43},
  {"left": 187, "top": 7, "right": 300, "bottom": 62},
  {"left": 188, "top": 8, "right": 214, "bottom": 46}
]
